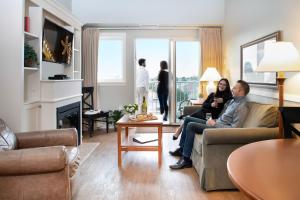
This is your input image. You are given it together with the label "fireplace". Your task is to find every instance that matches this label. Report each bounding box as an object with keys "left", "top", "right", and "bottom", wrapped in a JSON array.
[{"left": 57, "top": 102, "right": 81, "bottom": 145}]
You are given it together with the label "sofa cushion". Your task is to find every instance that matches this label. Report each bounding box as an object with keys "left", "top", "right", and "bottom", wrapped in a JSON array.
[
  {"left": 242, "top": 102, "right": 278, "bottom": 128},
  {"left": 0, "top": 119, "right": 17, "bottom": 151}
]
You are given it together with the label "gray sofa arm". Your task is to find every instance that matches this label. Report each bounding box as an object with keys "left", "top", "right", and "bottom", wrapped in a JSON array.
[
  {"left": 183, "top": 105, "right": 202, "bottom": 116},
  {"left": 15, "top": 128, "right": 78, "bottom": 149},
  {"left": 0, "top": 146, "right": 67, "bottom": 176},
  {"left": 203, "top": 127, "right": 279, "bottom": 145}
]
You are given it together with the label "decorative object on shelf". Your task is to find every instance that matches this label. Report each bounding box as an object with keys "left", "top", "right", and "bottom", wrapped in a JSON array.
[
  {"left": 123, "top": 104, "right": 138, "bottom": 116},
  {"left": 61, "top": 35, "right": 72, "bottom": 64},
  {"left": 24, "top": 16, "right": 30, "bottom": 32},
  {"left": 24, "top": 43, "right": 37, "bottom": 67},
  {"left": 42, "top": 40, "right": 55, "bottom": 62},
  {"left": 256, "top": 41, "right": 300, "bottom": 138},
  {"left": 241, "top": 31, "right": 281, "bottom": 85},
  {"left": 48, "top": 74, "right": 70, "bottom": 80},
  {"left": 200, "top": 67, "right": 221, "bottom": 96}
]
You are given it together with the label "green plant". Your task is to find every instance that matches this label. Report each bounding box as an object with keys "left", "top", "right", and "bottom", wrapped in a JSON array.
[
  {"left": 24, "top": 43, "right": 38, "bottom": 67},
  {"left": 109, "top": 110, "right": 124, "bottom": 130}
]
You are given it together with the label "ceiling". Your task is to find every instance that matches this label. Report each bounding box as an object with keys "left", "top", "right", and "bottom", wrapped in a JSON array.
[{"left": 71, "top": 0, "right": 225, "bottom": 26}]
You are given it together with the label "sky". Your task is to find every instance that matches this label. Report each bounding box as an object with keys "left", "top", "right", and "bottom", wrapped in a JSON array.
[
  {"left": 135, "top": 39, "right": 200, "bottom": 79},
  {"left": 98, "top": 38, "right": 200, "bottom": 82}
]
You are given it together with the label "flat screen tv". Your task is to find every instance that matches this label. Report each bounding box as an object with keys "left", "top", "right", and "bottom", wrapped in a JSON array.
[{"left": 42, "top": 19, "right": 73, "bottom": 64}]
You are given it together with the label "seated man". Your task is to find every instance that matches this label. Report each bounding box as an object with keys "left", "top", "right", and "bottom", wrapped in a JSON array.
[{"left": 169, "top": 80, "right": 250, "bottom": 170}]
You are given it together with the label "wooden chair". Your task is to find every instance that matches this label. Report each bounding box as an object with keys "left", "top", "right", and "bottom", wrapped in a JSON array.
[
  {"left": 82, "top": 87, "right": 109, "bottom": 137},
  {"left": 279, "top": 107, "right": 300, "bottom": 138}
]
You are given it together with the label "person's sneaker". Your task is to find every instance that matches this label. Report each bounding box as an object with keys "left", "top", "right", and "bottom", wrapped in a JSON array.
[
  {"left": 169, "top": 147, "right": 182, "bottom": 157},
  {"left": 169, "top": 157, "right": 193, "bottom": 170}
]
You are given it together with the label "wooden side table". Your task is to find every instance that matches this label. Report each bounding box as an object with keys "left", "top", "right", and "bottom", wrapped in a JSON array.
[
  {"left": 116, "top": 115, "right": 163, "bottom": 167},
  {"left": 227, "top": 139, "right": 300, "bottom": 200}
]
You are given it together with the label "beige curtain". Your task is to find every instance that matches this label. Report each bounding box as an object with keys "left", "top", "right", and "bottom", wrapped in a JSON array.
[
  {"left": 199, "top": 27, "right": 222, "bottom": 97},
  {"left": 82, "top": 28, "right": 100, "bottom": 109}
]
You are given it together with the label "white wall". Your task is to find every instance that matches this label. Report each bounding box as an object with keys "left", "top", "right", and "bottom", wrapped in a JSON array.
[
  {"left": 98, "top": 29, "right": 199, "bottom": 111},
  {"left": 223, "top": 0, "right": 300, "bottom": 104},
  {"left": 72, "top": 0, "right": 225, "bottom": 25},
  {"left": 0, "top": 0, "right": 24, "bottom": 130}
]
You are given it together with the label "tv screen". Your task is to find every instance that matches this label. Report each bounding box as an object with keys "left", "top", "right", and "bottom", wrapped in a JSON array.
[{"left": 42, "top": 19, "right": 73, "bottom": 64}]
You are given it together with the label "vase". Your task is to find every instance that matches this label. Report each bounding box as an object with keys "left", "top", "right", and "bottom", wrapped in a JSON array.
[{"left": 125, "top": 112, "right": 135, "bottom": 119}]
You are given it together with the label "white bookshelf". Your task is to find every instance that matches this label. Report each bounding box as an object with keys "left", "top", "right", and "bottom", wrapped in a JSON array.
[{"left": 0, "top": 0, "right": 82, "bottom": 132}]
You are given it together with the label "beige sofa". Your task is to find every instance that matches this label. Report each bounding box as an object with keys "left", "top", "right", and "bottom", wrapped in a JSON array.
[
  {"left": 0, "top": 119, "right": 80, "bottom": 200},
  {"left": 184, "top": 102, "right": 279, "bottom": 191}
]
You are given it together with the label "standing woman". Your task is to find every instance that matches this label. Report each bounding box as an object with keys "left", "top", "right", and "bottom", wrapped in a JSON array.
[{"left": 157, "top": 61, "right": 169, "bottom": 121}]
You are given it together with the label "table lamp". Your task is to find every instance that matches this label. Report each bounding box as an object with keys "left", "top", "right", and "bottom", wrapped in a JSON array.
[
  {"left": 256, "top": 41, "right": 300, "bottom": 137},
  {"left": 200, "top": 67, "right": 221, "bottom": 96}
]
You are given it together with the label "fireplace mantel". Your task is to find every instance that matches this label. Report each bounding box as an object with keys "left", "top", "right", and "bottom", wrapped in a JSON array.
[{"left": 40, "top": 80, "right": 82, "bottom": 143}]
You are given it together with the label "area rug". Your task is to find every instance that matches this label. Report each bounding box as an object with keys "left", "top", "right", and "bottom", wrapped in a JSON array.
[{"left": 79, "top": 142, "right": 100, "bottom": 164}]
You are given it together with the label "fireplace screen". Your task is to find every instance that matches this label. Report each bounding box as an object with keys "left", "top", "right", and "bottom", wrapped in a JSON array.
[{"left": 57, "top": 102, "right": 81, "bottom": 145}]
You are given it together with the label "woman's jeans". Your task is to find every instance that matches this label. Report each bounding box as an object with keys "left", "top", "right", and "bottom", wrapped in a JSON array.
[
  {"left": 179, "top": 116, "right": 213, "bottom": 158},
  {"left": 157, "top": 92, "right": 168, "bottom": 120}
]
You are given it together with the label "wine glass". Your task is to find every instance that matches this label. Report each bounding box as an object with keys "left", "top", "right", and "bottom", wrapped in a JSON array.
[{"left": 206, "top": 113, "right": 212, "bottom": 120}]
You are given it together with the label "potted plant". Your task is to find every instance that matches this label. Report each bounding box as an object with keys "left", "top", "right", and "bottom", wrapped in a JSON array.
[
  {"left": 24, "top": 43, "right": 38, "bottom": 67},
  {"left": 109, "top": 110, "right": 124, "bottom": 131}
]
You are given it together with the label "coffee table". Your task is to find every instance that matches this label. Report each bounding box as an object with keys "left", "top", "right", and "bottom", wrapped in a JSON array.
[{"left": 116, "top": 114, "right": 163, "bottom": 167}]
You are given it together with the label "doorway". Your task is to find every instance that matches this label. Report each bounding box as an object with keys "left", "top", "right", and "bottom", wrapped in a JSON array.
[{"left": 135, "top": 39, "right": 200, "bottom": 124}]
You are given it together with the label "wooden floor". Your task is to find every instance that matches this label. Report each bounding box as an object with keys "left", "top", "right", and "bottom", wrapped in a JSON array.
[{"left": 72, "top": 127, "right": 249, "bottom": 200}]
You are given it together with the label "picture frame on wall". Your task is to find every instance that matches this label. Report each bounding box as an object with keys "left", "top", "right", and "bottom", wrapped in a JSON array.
[{"left": 240, "top": 31, "right": 281, "bottom": 85}]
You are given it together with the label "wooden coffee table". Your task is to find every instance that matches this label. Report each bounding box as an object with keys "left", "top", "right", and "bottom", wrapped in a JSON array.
[
  {"left": 116, "top": 114, "right": 163, "bottom": 167},
  {"left": 227, "top": 139, "right": 300, "bottom": 200}
]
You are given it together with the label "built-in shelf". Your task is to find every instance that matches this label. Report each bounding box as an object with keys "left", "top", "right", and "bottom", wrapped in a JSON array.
[
  {"left": 24, "top": 67, "right": 39, "bottom": 71},
  {"left": 24, "top": 31, "right": 39, "bottom": 40}
]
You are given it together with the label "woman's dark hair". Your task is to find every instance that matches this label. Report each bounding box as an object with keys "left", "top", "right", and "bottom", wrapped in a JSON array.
[
  {"left": 138, "top": 58, "right": 146, "bottom": 66},
  {"left": 215, "top": 78, "right": 231, "bottom": 97},
  {"left": 160, "top": 61, "right": 168, "bottom": 70}
]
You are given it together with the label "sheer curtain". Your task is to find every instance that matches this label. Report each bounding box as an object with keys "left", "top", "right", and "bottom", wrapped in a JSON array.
[
  {"left": 199, "top": 27, "right": 223, "bottom": 97},
  {"left": 82, "top": 28, "right": 100, "bottom": 109}
]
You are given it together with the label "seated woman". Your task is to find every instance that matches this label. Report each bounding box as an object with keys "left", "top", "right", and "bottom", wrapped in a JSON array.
[{"left": 173, "top": 78, "right": 232, "bottom": 140}]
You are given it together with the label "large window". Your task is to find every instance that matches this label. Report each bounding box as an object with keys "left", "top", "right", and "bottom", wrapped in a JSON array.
[{"left": 98, "top": 33, "right": 126, "bottom": 84}]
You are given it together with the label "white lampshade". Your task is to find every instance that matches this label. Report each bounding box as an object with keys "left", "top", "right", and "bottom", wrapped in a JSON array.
[
  {"left": 200, "top": 67, "right": 221, "bottom": 95},
  {"left": 257, "top": 42, "right": 300, "bottom": 72},
  {"left": 200, "top": 67, "right": 221, "bottom": 81}
]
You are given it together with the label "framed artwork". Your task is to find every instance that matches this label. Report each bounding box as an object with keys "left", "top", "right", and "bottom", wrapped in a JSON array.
[{"left": 241, "top": 31, "right": 281, "bottom": 85}]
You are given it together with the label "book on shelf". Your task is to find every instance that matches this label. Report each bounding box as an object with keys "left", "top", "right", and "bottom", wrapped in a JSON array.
[{"left": 133, "top": 135, "right": 158, "bottom": 144}]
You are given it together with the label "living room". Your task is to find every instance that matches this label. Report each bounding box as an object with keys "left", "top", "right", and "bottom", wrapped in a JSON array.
[{"left": 0, "top": 0, "right": 300, "bottom": 199}]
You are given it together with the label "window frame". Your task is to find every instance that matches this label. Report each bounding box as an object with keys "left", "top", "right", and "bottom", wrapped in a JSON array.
[{"left": 98, "top": 32, "right": 126, "bottom": 85}]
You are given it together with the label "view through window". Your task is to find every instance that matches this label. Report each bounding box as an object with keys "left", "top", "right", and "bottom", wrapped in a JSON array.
[
  {"left": 135, "top": 39, "right": 169, "bottom": 113},
  {"left": 98, "top": 33, "right": 126, "bottom": 83},
  {"left": 135, "top": 39, "right": 200, "bottom": 122}
]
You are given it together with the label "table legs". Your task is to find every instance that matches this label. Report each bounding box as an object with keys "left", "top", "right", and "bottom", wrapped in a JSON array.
[
  {"left": 117, "top": 125, "right": 122, "bottom": 167},
  {"left": 158, "top": 125, "right": 162, "bottom": 167},
  {"left": 117, "top": 125, "right": 163, "bottom": 167}
]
